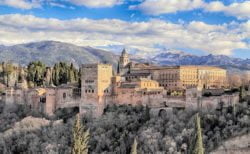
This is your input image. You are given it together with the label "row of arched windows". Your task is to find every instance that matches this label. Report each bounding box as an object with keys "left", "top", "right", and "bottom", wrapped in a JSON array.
[{"left": 85, "top": 89, "right": 94, "bottom": 93}]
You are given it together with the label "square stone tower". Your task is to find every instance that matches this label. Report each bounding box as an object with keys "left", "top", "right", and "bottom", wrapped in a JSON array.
[{"left": 80, "top": 63, "right": 113, "bottom": 117}]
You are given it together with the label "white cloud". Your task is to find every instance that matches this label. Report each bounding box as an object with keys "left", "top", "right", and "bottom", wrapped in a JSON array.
[
  {"left": 0, "top": 0, "right": 123, "bottom": 10},
  {"left": 0, "top": 14, "right": 248, "bottom": 56},
  {"left": 0, "top": 0, "right": 42, "bottom": 9},
  {"left": 49, "top": 2, "right": 66, "bottom": 8},
  {"left": 188, "top": 21, "right": 226, "bottom": 33},
  {"left": 69, "top": 0, "right": 123, "bottom": 8},
  {"left": 48, "top": 2, "right": 75, "bottom": 9},
  {"left": 129, "top": 0, "right": 204, "bottom": 15},
  {"left": 204, "top": 1, "right": 250, "bottom": 19},
  {"left": 131, "top": 0, "right": 250, "bottom": 19}
]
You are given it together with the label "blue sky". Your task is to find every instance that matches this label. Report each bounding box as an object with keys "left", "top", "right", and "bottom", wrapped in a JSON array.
[
  {"left": 0, "top": 0, "right": 245, "bottom": 23},
  {"left": 0, "top": 0, "right": 249, "bottom": 58}
]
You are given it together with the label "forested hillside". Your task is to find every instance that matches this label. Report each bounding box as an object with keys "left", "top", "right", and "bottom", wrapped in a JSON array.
[{"left": 0, "top": 101, "right": 249, "bottom": 153}]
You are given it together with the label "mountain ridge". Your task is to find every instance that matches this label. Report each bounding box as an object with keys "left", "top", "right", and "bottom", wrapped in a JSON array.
[
  {"left": 0, "top": 41, "right": 119, "bottom": 66},
  {"left": 0, "top": 41, "right": 250, "bottom": 71},
  {"left": 150, "top": 51, "right": 250, "bottom": 71}
]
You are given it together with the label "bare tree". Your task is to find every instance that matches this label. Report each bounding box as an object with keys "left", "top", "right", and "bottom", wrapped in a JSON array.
[{"left": 228, "top": 74, "right": 242, "bottom": 88}]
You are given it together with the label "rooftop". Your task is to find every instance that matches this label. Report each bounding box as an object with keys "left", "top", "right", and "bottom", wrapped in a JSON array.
[
  {"left": 56, "top": 83, "right": 78, "bottom": 89},
  {"left": 82, "top": 63, "right": 112, "bottom": 67},
  {"left": 123, "top": 72, "right": 151, "bottom": 77},
  {"left": 35, "top": 88, "right": 46, "bottom": 96},
  {"left": 180, "top": 65, "right": 225, "bottom": 70},
  {"left": 121, "top": 48, "right": 127, "bottom": 55}
]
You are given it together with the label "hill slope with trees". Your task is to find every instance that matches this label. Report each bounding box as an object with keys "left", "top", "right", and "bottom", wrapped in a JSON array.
[{"left": 0, "top": 101, "right": 249, "bottom": 153}]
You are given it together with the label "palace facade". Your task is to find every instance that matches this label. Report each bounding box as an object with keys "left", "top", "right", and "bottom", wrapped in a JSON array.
[{"left": 118, "top": 50, "right": 227, "bottom": 90}]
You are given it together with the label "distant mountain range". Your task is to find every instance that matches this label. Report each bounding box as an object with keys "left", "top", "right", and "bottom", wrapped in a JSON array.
[
  {"left": 0, "top": 41, "right": 250, "bottom": 71},
  {"left": 150, "top": 50, "right": 250, "bottom": 71},
  {"left": 0, "top": 41, "right": 118, "bottom": 66}
]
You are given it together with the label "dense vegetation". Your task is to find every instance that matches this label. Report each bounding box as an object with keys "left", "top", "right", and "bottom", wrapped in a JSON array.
[
  {"left": 0, "top": 101, "right": 249, "bottom": 154},
  {"left": 0, "top": 61, "right": 80, "bottom": 88},
  {"left": 0, "top": 102, "right": 43, "bottom": 133},
  {"left": 27, "top": 61, "right": 80, "bottom": 87}
]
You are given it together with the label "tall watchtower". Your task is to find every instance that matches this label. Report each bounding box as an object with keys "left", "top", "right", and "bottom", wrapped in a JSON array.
[
  {"left": 80, "top": 63, "right": 113, "bottom": 117},
  {"left": 117, "top": 49, "right": 130, "bottom": 75},
  {"left": 119, "top": 49, "right": 130, "bottom": 67}
]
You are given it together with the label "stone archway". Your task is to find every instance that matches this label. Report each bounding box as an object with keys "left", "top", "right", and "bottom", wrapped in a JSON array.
[{"left": 158, "top": 109, "right": 167, "bottom": 117}]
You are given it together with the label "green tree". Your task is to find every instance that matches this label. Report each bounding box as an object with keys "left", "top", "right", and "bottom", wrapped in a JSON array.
[
  {"left": 17, "top": 70, "right": 23, "bottom": 83},
  {"left": 193, "top": 114, "right": 204, "bottom": 154},
  {"left": 131, "top": 138, "right": 137, "bottom": 154},
  {"left": 239, "top": 86, "right": 246, "bottom": 102},
  {"left": 3, "top": 63, "right": 14, "bottom": 87},
  {"left": 27, "top": 61, "right": 46, "bottom": 87},
  {"left": 77, "top": 70, "right": 81, "bottom": 88},
  {"left": 72, "top": 115, "right": 90, "bottom": 154},
  {"left": 52, "top": 62, "right": 79, "bottom": 85},
  {"left": 68, "top": 69, "right": 75, "bottom": 83},
  {"left": 59, "top": 68, "right": 68, "bottom": 84},
  {"left": 143, "top": 105, "right": 150, "bottom": 122},
  {"left": 34, "top": 70, "right": 39, "bottom": 86},
  {"left": 52, "top": 64, "right": 60, "bottom": 86}
]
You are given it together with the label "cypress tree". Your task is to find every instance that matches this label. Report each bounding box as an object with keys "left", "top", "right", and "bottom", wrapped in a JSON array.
[
  {"left": 131, "top": 138, "right": 137, "bottom": 154},
  {"left": 143, "top": 105, "right": 150, "bottom": 122},
  {"left": 34, "top": 70, "right": 39, "bottom": 86},
  {"left": 72, "top": 115, "right": 90, "bottom": 154},
  {"left": 70, "top": 63, "right": 74, "bottom": 70},
  {"left": 74, "top": 70, "right": 78, "bottom": 82},
  {"left": 77, "top": 70, "right": 81, "bottom": 88},
  {"left": 240, "top": 86, "right": 246, "bottom": 102},
  {"left": 193, "top": 113, "right": 204, "bottom": 154},
  {"left": 239, "top": 86, "right": 243, "bottom": 101},
  {"left": 49, "top": 77, "right": 53, "bottom": 86},
  {"left": 53, "top": 65, "right": 60, "bottom": 86},
  {"left": 27, "top": 61, "right": 46, "bottom": 86},
  {"left": 68, "top": 69, "right": 75, "bottom": 83},
  {"left": 3, "top": 63, "right": 13, "bottom": 87}
]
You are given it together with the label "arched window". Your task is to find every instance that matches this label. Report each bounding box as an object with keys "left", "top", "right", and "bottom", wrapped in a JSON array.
[{"left": 63, "top": 93, "right": 66, "bottom": 99}]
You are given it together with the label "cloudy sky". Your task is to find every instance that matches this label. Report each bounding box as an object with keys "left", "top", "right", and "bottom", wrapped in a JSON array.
[{"left": 0, "top": 0, "right": 249, "bottom": 58}]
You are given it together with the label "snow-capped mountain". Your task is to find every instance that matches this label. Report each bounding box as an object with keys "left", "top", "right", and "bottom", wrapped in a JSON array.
[{"left": 150, "top": 51, "right": 250, "bottom": 70}]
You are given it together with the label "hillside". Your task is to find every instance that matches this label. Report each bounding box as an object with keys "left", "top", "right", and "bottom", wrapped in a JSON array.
[
  {"left": 211, "top": 133, "right": 250, "bottom": 154},
  {"left": 0, "top": 41, "right": 119, "bottom": 66},
  {"left": 0, "top": 102, "right": 249, "bottom": 153},
  {"left": 1, "top": 116, "right": 52, "bottom": 137}
]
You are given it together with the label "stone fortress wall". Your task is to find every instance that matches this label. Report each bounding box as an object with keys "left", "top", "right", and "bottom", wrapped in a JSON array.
[
  {"left": 1, "top": 84, "right": 80, "bottom": 116},
  {"left": 0, "top": 50, "right": 240, "bottom": 117}
]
